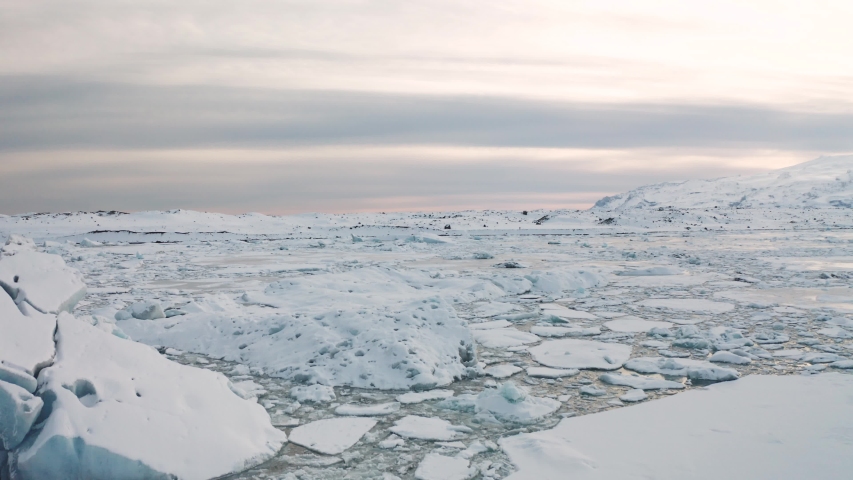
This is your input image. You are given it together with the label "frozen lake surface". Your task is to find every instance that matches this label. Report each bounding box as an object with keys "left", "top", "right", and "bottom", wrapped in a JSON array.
[{"left": 1, "top": 156, "right": 852, "bottom": 479}]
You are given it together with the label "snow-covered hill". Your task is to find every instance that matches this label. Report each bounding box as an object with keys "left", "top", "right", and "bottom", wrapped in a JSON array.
[{"left": 593, "top": 155, "right": 853, "bottom": 211}]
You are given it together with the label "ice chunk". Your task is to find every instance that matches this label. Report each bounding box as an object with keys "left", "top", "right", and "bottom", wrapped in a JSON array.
[
  {"left": 619, "top": 389, "right": 647, "bottom": 402},
  {"left": 288, "top": 417, "right": 377, "bottom": 455},
  {"left": 539, "top": 303, "right": 597, "bottom": 321},
  {"left": 291, "top": 385, "right": 336, "bottom": 403},
  {"left": 0, "top": 250, "right": 86, "bottom": 314},
  {"left": 0, "top": 380, "right": 43, "bottom": 450},
  {"left": 803, "top": 353, "right": 842, "bottom": 364},
  {"left": 686, "top": 365, "right": 740, "bottom": 382},
  {"left": 599, "top": 373, "right": 684, "bottom": 390},
  {"left": 13, "top": 314, "right": 286, "bottom": 480},
  {"left": 414, "top": 453, "right": 477, "bottom": 480},
  {"left": 397, "top": 389, "right": 455, "bottom": 404},
  {"left": 115, "top": 300, "right": 165, "bottom": 321},
  {"left": 529, "top": 339, "right": 632, "bottom": 370},
  {"left": 604, "top": 317, "right": 673, "bottom": 333},
  {"left": 530, "top": 326, "right": 601, "bottom": 337},
  {"left": 579, "top": 385, "right": 607, "bottom": 396},
  {"left": 526, "top": 367, "right": 579, "bottom": 378},
  {"left": 0, "top": 291, "right": 56, "bottom": 376},
  {"left": 390, "top": 416, "right": 470, "bottom": 441},
  {"left": 469, "top": 320, "right": 513, "bottom": 330},
  {"left": 79, "top": 238, "right": 103, "bottom": 247},
  {"left": 484, "top": 364, "right": 522, "bottom": 379},
  {"left": 335, "top": 402, "right": 400, "bottom": 416},
  {"left": 616, "top": 266, "right": 682, "bottom": 276},
  {"left": 639, "top": 298, "right": 734, "bottom": 314},
  {"left": 473, "top": 328, "right": 540, "bottom": 348},
  {"left": 2, "top": 235, "right": 37, "bottom": 255},
  {"left": 709, "top": 351, "right": 752, "bottom": 364},
  {"left": 0, "top": 364, "right": 37, "bottom": 393},
  {"left": 474, "top": 383, "right": 561, "bottom": 423}
]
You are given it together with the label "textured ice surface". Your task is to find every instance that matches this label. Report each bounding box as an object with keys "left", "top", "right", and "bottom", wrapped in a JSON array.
[{"left": 123, "top": 272, "right": 478, "bottom": 390}]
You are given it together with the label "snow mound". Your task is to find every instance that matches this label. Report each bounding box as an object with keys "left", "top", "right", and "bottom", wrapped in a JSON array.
[
  {"left": 529, "top": 339, "right": 632, "bottom": 370},
  {"left": 0, "top": 250, "right": 86, "bottom": 314},
  {"left": 593, "top": 155, "right": 853, "bottom": 211},
  {"left": 500, "top": 373, "right": 853, "bottom": 480},
  {"left": 12, "top": 314, "right": 286, "bottom": 480}
]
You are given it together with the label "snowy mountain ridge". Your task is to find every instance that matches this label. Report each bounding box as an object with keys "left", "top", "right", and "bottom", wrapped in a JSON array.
[{"left": 593, "top": 155, "right": 853, "bottom": 211}]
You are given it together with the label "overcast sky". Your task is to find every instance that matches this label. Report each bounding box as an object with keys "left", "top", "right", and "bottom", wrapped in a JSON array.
[{"left": 1, "top": 0, "right": 851, "bottom": 214}]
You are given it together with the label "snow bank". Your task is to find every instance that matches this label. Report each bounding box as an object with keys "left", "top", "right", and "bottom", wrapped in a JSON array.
[
  {"left": 12, "top": 314, "right": 286, "bottom": 480},
  {"left": 500, "top": 374, "right": 853, "bottom": 480}
]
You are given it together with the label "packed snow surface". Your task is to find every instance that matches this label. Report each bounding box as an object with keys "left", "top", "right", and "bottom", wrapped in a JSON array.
[{"left": 500, "top": 373, "right": 853, "bottom": 480}]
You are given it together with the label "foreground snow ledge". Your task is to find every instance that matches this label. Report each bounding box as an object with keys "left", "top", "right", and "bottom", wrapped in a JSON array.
[
  {"left": 13, "top": 315, "right": 286, "bottom": 480},
  {"left": 500, "top": 373, "right": 853, "bottom": 480}
]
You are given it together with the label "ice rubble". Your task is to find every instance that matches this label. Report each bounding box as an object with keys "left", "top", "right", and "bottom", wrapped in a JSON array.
[
  {"left": 123, "top": 268, "right": 485, "bottom": 390},
  {"left": 0, "top": 240, "right": 286, "bottom": 480},
  {"left": 500, "top": 374, "right": 853, "bottom": 480}
]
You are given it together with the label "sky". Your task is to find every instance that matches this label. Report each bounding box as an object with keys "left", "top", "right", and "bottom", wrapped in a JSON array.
[{"left": 1, "top": 0, "right": 852, "bottom": 215}]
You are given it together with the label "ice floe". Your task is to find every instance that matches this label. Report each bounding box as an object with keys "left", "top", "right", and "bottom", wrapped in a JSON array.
[{"left": 529, "top": 339, "right": 632, "bottom": 370}]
